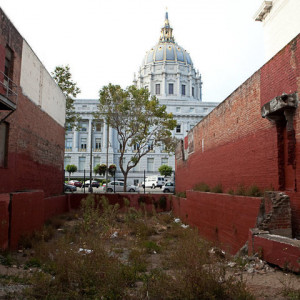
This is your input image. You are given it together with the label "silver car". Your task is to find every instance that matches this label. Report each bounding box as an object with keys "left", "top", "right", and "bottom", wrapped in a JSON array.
[
  {"left": 162, "top": 182, "right": 175, "bottom": 193},
  {"left": 104, "top": 181, "right": 139, "bottom": 192}
]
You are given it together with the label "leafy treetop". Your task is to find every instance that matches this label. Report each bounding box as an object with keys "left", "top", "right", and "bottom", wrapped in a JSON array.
[
  {"left": 52, "top": 65, "right": 81, "bottom": 129},
  {"left": 96, "top": 84, "right": 177, "bottom": 190}
]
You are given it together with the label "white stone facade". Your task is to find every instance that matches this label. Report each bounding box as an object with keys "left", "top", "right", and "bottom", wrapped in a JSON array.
[
  {"left": 254, "top": 0, "right": 300, "bottom": 61},
  {"left": 64, "top": 13, "right": 219, "bottom": 185}
]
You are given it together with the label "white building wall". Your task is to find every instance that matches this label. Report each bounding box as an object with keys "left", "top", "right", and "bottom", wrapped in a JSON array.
[
  {"left": 255, "top": 0, "right": 300, "bottom": 61},
  {"left": 20, "top": 41, "right": 66, "bottom": 126}
]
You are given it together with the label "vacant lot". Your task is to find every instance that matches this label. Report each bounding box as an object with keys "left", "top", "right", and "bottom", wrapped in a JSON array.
[{"left": 0, "top": 195, "right": 299, "bottom": 299}]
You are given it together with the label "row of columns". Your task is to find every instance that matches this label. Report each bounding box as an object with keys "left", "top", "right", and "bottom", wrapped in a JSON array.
[{"left": 71, "top": 119, "right": 113, "bottom": 152}]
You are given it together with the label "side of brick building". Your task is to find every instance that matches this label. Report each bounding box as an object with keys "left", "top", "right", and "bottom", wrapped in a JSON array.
[
  {"left": 0, "top": 8, "right": 66, "bottom": 249},
  {"left": 176, "top": 34, "right": 300, "bottom": 238}
]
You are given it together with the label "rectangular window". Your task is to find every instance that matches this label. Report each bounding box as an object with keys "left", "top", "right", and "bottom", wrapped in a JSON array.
[
  {"left": 181, "top": 84, "right": 186, "bottom": 96},
  {"left": 161, "top": 158, "right": 168, "bottom": 166},
  {"left": 133, "top": 143, "right": 139, "bottom": 151},
  {"left": 94, "top": 157, "right": 100, "bottom": 167},
  {"left": 79, "top": 157, "right": 86, "bottom": 171},
  {"left": 176, "top": 124, "right": 181, "bottom": 133},
  {"left": 147, "top": 158, "right": 154, "bottom": 172},
  {"left": 80, "top": 138, "right": 87, "bottom": 151},
  {"left": 95, "top": 138, "right": 101, "bottom": 151},
  {"left": 65, "top": 138, "right": 72, "bottom": 151},
  {"left": 161, "top": 143, "right": 166, "bottom": 152},
  {"left": 168, "top": 83, "right": 174, "bottom": 95},
  {"left": 0, "top": 122, "right": 8, "bottom": 168},
  {"left": 95, "top": 122, "right": 102, "bottom": 132},
  {"left": 176, "top": 107, "right": 180, "bottom": 113},
  {"left": 192, "top": 87, "right": 195, "bottom": 97},
  {"left": 80, "top": 122, "right": 88, "bottom": 131},
  {"left": 203, "top": 107, "right": 208, "bottom": 113},
  {"left": 155, "top": 84, "right": 160, "bottom": 95},
  {"left": 64, "top": 157, "right": 71, "bottom": 169},
  {"left": 4, "top": 47, "right": 13, "bottom": 87},
  {"left": 190, "top": 107, "right": 195, "bottom": 113}
]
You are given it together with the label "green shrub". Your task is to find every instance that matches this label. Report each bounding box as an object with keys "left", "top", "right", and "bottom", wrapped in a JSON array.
[
  {"left": 246, "top": 185, "right": 262, "bottom": 197},
  {"left": 175, "top": 191, "right": 186, "bottom": 198},
  {"left": 235, "top": 184, "right": 247, "bottom": 196},
  {"left": 193, "top": 182, "right": 210, "bottom": 192},
  {"left": 211, "top": 184, "right": 223, "bottom": 193}
]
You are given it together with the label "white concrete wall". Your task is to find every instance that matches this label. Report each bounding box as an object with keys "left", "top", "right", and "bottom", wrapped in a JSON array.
[
  {"left": 262, "top": 0, "right": 300, "bottom": 61},
  {"left": 20, "top": 41, "right": 66, "bottom": 126}
]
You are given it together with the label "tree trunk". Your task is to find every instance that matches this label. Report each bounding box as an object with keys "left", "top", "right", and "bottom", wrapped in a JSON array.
[{"left": 123, "top": 171, "right": 129, "bottom": 192}]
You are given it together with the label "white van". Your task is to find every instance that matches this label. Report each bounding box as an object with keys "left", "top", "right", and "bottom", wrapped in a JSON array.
[{"left": 142, "top": 176, "right": 165, "bottom": 189}]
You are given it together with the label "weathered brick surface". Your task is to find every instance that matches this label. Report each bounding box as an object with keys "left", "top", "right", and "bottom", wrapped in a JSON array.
[
  {"left": 249, "top": 232, "right": 300, "bottom": 272},
  {"left": 0, "top": 194, "right": 9, "bottom": 250},
  {"left": 9, "top": 191, "right": 45, "bottom": 249},
  {"left": 258, "top": 192, "right": 292, "bottom": 237},
  {"left": 0, "top": 8, "right": 65, "bottom": 197},
  {"left": 171, "top": 192, "right": 262, "bottom": 254},
  {"left": 176, "top": 34, "right": 300, "bottom": 237}
]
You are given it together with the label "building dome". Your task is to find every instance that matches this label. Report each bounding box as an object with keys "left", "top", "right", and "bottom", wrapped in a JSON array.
[
  {"left": 136, "top": 12, "right": 202, "bottom": 102},
  {"left": 143, "top": 43, "right": 193, "bottom": 66}
]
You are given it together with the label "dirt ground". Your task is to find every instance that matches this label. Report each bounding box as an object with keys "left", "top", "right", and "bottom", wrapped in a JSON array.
[{"left": 0, "top": 211, "right": 299, "bottom": 299}]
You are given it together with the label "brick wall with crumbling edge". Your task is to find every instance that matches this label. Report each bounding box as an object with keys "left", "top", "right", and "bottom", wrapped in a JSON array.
[{"left": 256, "top": 191, "right": 292, "bottom": 238}]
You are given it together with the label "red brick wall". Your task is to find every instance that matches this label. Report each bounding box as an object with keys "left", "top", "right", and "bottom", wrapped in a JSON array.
[
  {"left": 68, "top": 193, "right": 171, "bottom": 212},
  {"left": 44, "top": 195, "right": 70, "bottom": 221},
  {"left": 171, "top": 192, "right": 262, "bottom": 254},
  {"left": 0, "top": 193, "right": 9, "bottom": 250},
  {"left": 9, "top": 191, "right": 45, "bottom": 249},
  {"left": 0, "top": 8, "right": 65, "bottom": 197},
  {"left": 249, "top": 231, "right": 300, "bottom": 272},
  {"left": 176, "top": 34, "right": 300, "bottom": 236}
]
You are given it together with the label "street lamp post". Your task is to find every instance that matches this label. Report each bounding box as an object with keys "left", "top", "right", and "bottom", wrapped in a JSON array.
[
  {"left": 105, "top": 119, "right": 109, "bottom": 192},
  {"left": 88, "top": 122, "right": 93, "bottom": 193}
]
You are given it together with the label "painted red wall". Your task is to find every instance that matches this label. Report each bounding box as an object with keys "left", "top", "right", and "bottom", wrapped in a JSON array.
[
  {"left": 176, "top": 34, "right": 300, "bottom": 237},
  {"left": 2, "top": 192, "right": 171, "bottom": 250},
  {"left": 9, "top": 191, "right": 45, "bottom": 249},
  {"left": 0, "top": 193, "right": 9, "bottom": 250},
  {"left": 68, "top": 193, "right": 171, "bottom": 212},
  {"left": 171, "top": 192, "right": 262, "bottom": 254},
  {"left": 0, "top": 8, "right": 65, "bottom": 197},
  {"left": 249, "top": 231, "right": 300, "bottom": 272}
]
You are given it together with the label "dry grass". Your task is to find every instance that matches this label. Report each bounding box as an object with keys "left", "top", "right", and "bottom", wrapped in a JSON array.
[{"left": 2, "top": 195, "right": 256, "bottom": 299}]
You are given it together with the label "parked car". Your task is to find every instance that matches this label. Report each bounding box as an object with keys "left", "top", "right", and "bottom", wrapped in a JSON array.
[
  {"left": 104, "top": 181, "right": 139, "bottom": 192},
  {"left": 142, "top": 175, "right": 165, "bottom": 189},
  {"left": 162, "top": 182, "right": 175, "bottom": 193},
  {"left": 68, "top": 180, "right": 82, "bottom": 187},
  {"left": 64, "top": 183, "right": 77, "bottom": 192},
  {"left": 83, "top": 180, "right": 100, "bottom": 188}
]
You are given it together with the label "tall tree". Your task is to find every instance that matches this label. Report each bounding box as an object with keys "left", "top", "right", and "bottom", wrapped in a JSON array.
[
  {"left": 52, "top": 65, "right": 81, "bottom": 129},
  {"left": 97, "top": 84, "right": 177, "bottom": 190}
]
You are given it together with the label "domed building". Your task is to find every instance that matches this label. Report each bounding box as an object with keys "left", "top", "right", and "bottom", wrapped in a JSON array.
[
  {"left": 136, "top": 12, "right": 202, "bottom": 103},
  {"left": 64, "top": 13, "right": 219, "bottom": 186}
]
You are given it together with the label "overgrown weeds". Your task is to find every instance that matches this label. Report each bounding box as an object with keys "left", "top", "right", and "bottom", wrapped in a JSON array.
[
  {"left": 14, "top": 195, "right": 255, "bottom": 299},
  {"left": 193, "top": 182, "right": 210, "bottom": 192}
]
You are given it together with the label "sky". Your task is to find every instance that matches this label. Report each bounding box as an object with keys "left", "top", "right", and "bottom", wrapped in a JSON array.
[{"left": 1, "top": 0, "right": 265, "bottom": 102}]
